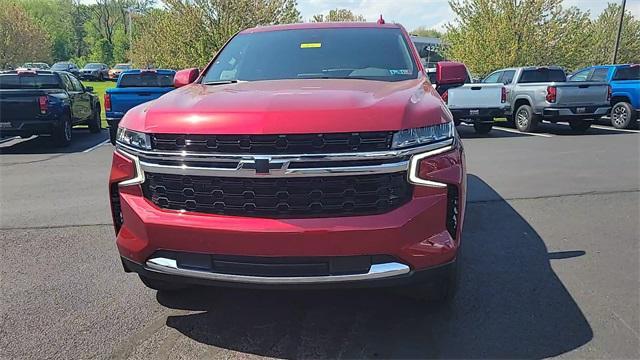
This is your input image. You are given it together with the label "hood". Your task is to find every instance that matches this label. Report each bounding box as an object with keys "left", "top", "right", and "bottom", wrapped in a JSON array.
[{"left": 120, "top": 78, "right": 451, "bottom": 134}]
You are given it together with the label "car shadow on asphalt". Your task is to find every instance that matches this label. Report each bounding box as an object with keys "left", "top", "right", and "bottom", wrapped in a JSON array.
[
  {"left": 0, "top": 128, "right": 108, "bottom": 155},
  {"left": 155, "top": 175, "right": 593, "bottom": 359}
]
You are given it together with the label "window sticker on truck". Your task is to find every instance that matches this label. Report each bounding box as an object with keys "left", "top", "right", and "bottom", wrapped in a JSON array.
[
  {"left": 300, "top": 42, "right": 322, "bottom": 48},
  {"left": 389, "top": 69, "right": 411, "bottom": 75}
]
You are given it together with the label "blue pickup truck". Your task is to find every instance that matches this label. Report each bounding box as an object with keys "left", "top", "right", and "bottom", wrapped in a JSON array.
[
  {"left": 569, "top": 64, "right": 639, "bottom": 129},
  {"left": 105, "top": 69, "right": 176, "bottom": 143}
]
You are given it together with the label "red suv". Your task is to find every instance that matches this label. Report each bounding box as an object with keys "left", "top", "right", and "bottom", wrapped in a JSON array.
[{"left": 109, "top": 22, "right": 467, "bottom": 302}]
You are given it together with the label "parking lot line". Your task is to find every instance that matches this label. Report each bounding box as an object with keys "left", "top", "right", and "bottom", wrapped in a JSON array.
[
  {"left": 82, "top": 139, "right": 110, "bottom": 153},
  {"left": 591, "top": 125, "right": 640, "bottom": 134},
  {"left": 493, "top": 126, "right": 553, "bottom": 138}
]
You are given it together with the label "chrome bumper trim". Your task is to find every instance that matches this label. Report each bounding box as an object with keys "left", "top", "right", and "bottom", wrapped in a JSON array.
[
  {"left": 145, "top": 257, "right": 411, "bottom": 284},
  {"left": 139, "top": 159, "right": 409, "bottom": 178},
  {"left": 116, "top": 138, "right": 454, "bottom": 163}
]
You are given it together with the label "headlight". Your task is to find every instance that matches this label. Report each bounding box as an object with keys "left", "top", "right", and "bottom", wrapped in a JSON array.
[
  {"left": 116, "top": 128, "right": 151, "bottom": 150},
  {"left": 391, "top": 122, "right": 454, "bottom": 149}
]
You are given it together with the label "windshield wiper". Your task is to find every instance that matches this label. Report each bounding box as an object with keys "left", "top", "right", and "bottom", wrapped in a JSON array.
[{"left": 202, "top": 80, "right": 239, "bottom": 85}]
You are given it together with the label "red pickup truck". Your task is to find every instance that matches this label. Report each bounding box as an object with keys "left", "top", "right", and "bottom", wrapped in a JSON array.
[{"left": 109, "top": 22, "right": 467, "bottom": 302}]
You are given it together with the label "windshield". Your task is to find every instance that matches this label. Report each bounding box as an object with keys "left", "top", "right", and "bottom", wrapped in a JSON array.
[
  {"left": 114, "top": 64, "right": 131, "bottom": 70},
  {"left": 119, "top": 72, "right": 175, "bottom": 87},
  {"left": 85, "top": 64, "right": 101, "bottom": 69},
  {"left": 201, "top": 28, "right": 418, "bottom": 83},
  {"left": 51, "top": 63, "right": 69, "bottom": 70},
  {"left": 0, "top": 74, "right": 60, "bottom": 89}
]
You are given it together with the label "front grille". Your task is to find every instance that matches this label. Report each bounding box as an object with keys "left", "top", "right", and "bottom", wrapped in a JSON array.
[
  {"left": 143, "top": 172, "right": 412, "bottom": 218},
  {"left": 151, "top": 132, "right": 393, "bottom": 154}
]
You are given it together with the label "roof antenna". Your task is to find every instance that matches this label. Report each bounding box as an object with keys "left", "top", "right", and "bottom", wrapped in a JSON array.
[{"left": 377, "top": 15, "right": 385, "bottom": 24}]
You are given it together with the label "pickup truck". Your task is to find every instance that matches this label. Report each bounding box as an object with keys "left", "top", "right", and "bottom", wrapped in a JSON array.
[
  {"left": 105, "top": 69, "right": 175, "bottom": 144},
  {"left": 109, "top": 22, "right": 467, "bottom": 303},
  {"left": 0, "top": 69, "right": 101, "bottom": 146},
  {"left": 484, "top": 66, "right": 611, "bottom": 132},
  {"left": 569, "top": 64, "right": 639, "bottom": 129},
  {"left": 430, "top": 62, "right": 509, "bottom": 134}
]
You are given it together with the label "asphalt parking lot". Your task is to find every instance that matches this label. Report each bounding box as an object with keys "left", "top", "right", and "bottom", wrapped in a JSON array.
[{"left": 1, "top": 122, "right": 638, "bottom": 359}]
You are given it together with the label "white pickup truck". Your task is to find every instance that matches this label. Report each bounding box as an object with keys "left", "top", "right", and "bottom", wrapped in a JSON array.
[{"left": 427, "top": 63, "right": 510, "bottom": 134}]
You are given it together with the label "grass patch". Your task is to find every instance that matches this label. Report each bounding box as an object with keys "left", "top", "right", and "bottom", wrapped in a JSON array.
[{"left": 82, "top": 80, "right": 115, "bottom": 127}]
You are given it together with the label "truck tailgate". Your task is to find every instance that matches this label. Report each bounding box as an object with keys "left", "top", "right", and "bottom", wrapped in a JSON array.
[
  {"left": 555, "top": 82, "right": 609, "bottom": 106},
  {"left": 108, "top": 87, "right": 172, "bottom": 115},
  {"left": 0, "top": 90, "right": 43, "bottom": 122},
  {"left": 447, "top": 83, "right": 504, "bottom": 108}
]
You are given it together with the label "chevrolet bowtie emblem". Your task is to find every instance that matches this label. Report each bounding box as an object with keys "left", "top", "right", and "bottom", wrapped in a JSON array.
[{"left": 240, "top": 158, "right": 287, "bottom": 175}]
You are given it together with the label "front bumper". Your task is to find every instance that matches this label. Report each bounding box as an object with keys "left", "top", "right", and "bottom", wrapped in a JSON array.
[{"left": 110, "top": 139, "right": 466, "bottom": 287}]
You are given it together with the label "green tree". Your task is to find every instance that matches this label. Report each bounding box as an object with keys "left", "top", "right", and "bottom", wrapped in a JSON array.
[
  {"left": 0, "top": 0, "right": 52, "bottom": 68},
  {"left": 444, "top": 0, "right": 591, "bottom": 76},
  {"left": 17, "top": 0, "right": 75, "bottom": 62},
  {"left": 587, "top": 3, "right": 640, "bottom": 65},
  {"left": 311, "top": 8, "right": 366, "bottom": 22},
  {"left": 131, "top": 0, "right": 301, "bottom": 69}
]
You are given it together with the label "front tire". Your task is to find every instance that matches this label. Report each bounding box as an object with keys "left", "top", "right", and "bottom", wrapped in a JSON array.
[
  {"left": 89, "top": 107, "right": 101, "bottom": 133},
  {"left": 53, "top": 115, "right": 72, "bottom": 147},
  {"left": 611, "top": 101, "right": 637, "bottom": 129},
  {"left": 473, "top": 121, "right": 493, "bottom": 134},
  {"left": 139, "top": 275, "right": 187, "bottom": 292},
  {"left": 515, "top": 104, "right": 539, "bottom": 132},
  {"left": 569, "top": 120, "right": 591, "bottom": 132}
]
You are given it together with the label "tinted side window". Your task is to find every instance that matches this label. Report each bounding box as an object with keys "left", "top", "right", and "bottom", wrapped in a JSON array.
[
  {"left": 69, "top": 75, "right": 83, "bottom": 91},
  {"left": 60, "top": 74, "right": 73, "bottom": 91},
  {"left": 569, "top": 69, "right": 592, "bottom": 82},
  {"left": 613, "top": 66, "right": 640, "bottom": 81},
  {"left": 483, "top": 71, "right": 502, "bottom": 83},
  {"left": 501, "top": 70, "right": 516, "bottom": 84},
  {"left": 589, "top": 68, "right": 610, "bottom": 82}
]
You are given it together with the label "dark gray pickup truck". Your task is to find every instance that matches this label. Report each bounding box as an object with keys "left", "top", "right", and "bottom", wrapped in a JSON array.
[{"left": 483, "top": 66, "right": 611, "bottom": 132}]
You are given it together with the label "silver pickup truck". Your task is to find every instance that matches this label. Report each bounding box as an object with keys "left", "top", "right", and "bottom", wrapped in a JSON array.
[
  {"left": 483, "top": 66, "right": 611, "bottom": 132},
  {"left": 427, "top": 64, "right": 510, "bottom": 134}
]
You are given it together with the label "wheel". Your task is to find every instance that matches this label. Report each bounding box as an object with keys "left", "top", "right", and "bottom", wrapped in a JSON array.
[
  {"left": 515, "top": 104, "right": 539, "bottom": 132},
  {"left": 139, "top": 275, "right": 187, "bottom": 292},
  {"left": 98, "top": 73, "right": 104, "bottom": 81},
  {"left": 473, "top": 121, "right": 493, "bottom": 134},
  {"left": 109, "top": 126, "right": 117, "bottom": 145},
  {"left": 611, "top": 102, "right": 637, "bottom": 129},
  {"left": 399, "top": 261, "right": 459, "bottom": 304},
  {"left": 53, "top": 115, "right": 72, "bottom": 147},
  {"left": 89, "top": 107, "right": 101, "bottom": 133},
  {"left": 569, "top": 120, "right": 591, "bottom": 132}
]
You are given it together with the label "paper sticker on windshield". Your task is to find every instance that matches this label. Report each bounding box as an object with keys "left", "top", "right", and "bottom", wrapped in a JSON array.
[
  {"left": 300, "top": 43, "right": 322, "bottom": 49},
  {"left": 389, "top": 69, "right": 411, "bottom": 75}
]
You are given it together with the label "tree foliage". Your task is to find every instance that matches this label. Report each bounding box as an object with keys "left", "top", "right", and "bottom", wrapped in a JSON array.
[
  {"left": 311, "top": 8, "right": 366, "bottom": 22},
  {"left": 410, "top": 26, "right": 444, "bottom": 38},
  {"left": 0, "top": 0, "right": 52, "bottom": 68},
  {"left": 130, "top": 0, "right": 301, "bottom": 69},
  {"left": 587, "top": 3, "right": 640, "bottom": 64}
]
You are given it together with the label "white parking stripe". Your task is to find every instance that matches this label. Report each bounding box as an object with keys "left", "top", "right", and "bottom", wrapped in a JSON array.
[
  {"left": 82, "top": 139, "right": 110, "bottom": 153},
  {"left": 591, "top": 125, "right": 640, "bottom": 134},
  {"left": 493, "top": 126, "right": 553, "bottom": 138}
]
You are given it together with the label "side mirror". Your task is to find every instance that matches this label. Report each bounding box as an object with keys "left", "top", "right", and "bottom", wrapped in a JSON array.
[
  {"left": 86, "top": 86, "right": 94, "bottom": 92},
  {"left": 435, "top": 61, "right": 467, "bottom": 85},
  {"left": 174, "top": 68, "right": 199, "bottom": 88}
]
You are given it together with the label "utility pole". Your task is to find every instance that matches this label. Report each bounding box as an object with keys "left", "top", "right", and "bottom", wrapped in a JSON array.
[
  {"left": 612, "top": 0, "right": 626, "bottom": 64},
  {"left": 127, "top": 7, "right": 134, "bottom": 61}
]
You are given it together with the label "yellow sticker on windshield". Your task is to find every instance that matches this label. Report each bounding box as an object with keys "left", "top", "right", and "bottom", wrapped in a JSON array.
[{"left": 300, "top": 43, "right": 322, "bottom": 49}]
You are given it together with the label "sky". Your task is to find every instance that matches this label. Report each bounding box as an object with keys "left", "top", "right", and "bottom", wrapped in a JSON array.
[{"left": 297, "top": 0, "right": 640, "bottom": 31}]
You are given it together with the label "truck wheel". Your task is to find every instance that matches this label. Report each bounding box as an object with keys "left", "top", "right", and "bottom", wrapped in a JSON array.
[
  {"left": 515, "top": 104, "right": 539, "bottom": 132},
  {"left": 98, "top": 73, "right": 104, "bottom": 81},
  {"left": 89, "top": 108, "right": 101, "bottom": 133},
  {"left": 139, "top": 275, "right": 187, "bottom": 292},
  {"left": 473, "top": 121, "right": 493, "bottom": 134},
  {"left": 399, "top": 261, "right": 458, "bottom": 304},
  {"left": 611, "top": 102, "right": 637, "bottom": 129},
  {"left": 53, "top": 115, "right": 72, "bottom": 147},
  {"left": 569, "top": 120, "right": 591, "bottom": 132}
]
